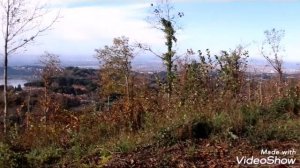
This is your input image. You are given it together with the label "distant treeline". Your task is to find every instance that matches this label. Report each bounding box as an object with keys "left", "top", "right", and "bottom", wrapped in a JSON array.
[
  {"left": 24, "top": 67, "right": 98, "bottom": 95},
  {"left": 0, "top": 66, "right": 41, "bottom": 76}
]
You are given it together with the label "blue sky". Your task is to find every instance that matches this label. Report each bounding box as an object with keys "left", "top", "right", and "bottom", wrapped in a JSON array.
[
  {"left": 8, "top": 0, "right": 300, "bottom": 64},
  {"left": 176, "top": 1, "right": 300, "bottom": 60}
]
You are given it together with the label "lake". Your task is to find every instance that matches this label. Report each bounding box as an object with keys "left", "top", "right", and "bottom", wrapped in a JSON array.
[{"left": 0, "top": 79, "right": 28, "bottom": 87}]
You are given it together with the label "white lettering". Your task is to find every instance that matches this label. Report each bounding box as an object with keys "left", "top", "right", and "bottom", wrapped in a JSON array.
[
  {"left": 237, "top": 156, "right": 297, "bottom": 165},
  {"left": 246, "top": 156, "right": 254, "bottom": 164},
  {"left": 267, "top": 156, "right": 274, "bottom": 164},
  {"left": 261, "top": 149, "right": 268, "bottom": 155},
  {"left": 274, "top": 156, "right": 281, "bottom": 164},
  {"left": 236, "top": 157, "right": 245, "bottom": 164},
  {"left": 287, "top": 158, "right": 296, "bottom": 164},
  {"left": 260, "top": 158, "right": 267, "bottom": 165},
  {"left": 281, "top": 158, "right": 288, "bottom": 165}
]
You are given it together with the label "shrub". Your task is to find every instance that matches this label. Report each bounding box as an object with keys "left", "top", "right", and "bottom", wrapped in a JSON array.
[
  {"left": 0, "top": 142, "right": 15, "bottom": 167},
  {"left": 116, "top": 141, "right": 135, "bottom": 153},
  {"left": 0, "top": 143, "right": 27, "bottom": 168},
  {"left": 247, "top": 119, "right": 300, "bottom": 143},
  {"left": 154, "top": 118, "right": 213, "bottom": 147},
  {"left": 25, "top": 146, "right": 63, "bottom": 167},
  {"left": 154, "top": 127, "right": 177, "bottom": 147},
  {"left": 240, "top": 105, "right": 264, "bottom": 134},
  {"left": 240, "top": 105, "right": 260, "bottom": 127},
  {"left": 212, "top": 112, "right": 231, "bottom": 134},
  {"left": 191, "top": 121, "right": 212, "bottom": 139},
  {"left": 271, "top": 98, "right": 291, "bottom": 115}
]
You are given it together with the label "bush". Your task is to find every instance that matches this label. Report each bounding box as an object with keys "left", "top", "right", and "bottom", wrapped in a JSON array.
[
  {"left": 154, "top": 119, "right": 213, "bottom": 147},
  {"left": 0, "top": 143, "right": 27, "bottom": 168},
  {"left": 240, "top": 105, "right": 260, "bottom": 126},
  {"left": 25, "top": 146, "right": 63, "bottom": 167},
  {"left": 155, "top": 127, "right": 177, "bottom": 146},
  {"left": 0, "top": 142, "right": 15, "bottom": 167},
  {"left": 271, "top": 98, "right": 291, "bottom": 115},
  {"left": 115, "top": 137, "right": 137, "bottom": 153},
  {"left": 212, "top": 112, "right": 230, "bottom": 134}
]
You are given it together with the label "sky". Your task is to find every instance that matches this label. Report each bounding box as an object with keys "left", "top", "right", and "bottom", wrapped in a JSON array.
[{"left": 3, "top": 0, "right": 300, "bottom": 65}]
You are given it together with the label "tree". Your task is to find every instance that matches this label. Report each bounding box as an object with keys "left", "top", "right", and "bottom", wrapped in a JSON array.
[
  {"left": 95, "top": 36, "right": 134, "bottom": 104},
  {"left": 261, "top": 28, "right": 285, "bottom": 83},
  {"left": 176, "top": 49, "right": 215, "bottom": 105},
  {"left": 40, "top": 52, "right": 62, "bottom": 122},
  {"left": 146, "top": 0, "right": 183, "bottom": 100},
  {"left": 0, "top": 0, "right": 58, "bottom": 133},
  {"left": 215, "top": 46, "right": 249, "bottom": 96},
  {"left": 96, "top": 37, "right": 147, "bottom": 132}
]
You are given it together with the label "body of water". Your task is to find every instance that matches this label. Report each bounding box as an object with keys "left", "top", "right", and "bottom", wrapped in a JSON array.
[{"left": 0, "top": 79, "right": 28, "bottom": 87}]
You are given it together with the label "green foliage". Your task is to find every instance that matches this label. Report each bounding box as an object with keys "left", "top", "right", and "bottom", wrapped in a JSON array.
[
  {"left": 186, "top": 144, "right": 196, "bottom": 157},
  {"left": 154, "top": 127, "right": 177, "bottom": 147},
  {"left": 236, "top": 97, "right": 300, "bottom": 143},
  {"left": 270, "top": 91, "right": 300, "bottom": 117},
  {"left": 154, "top": 118, "right": 213, "bottom": 147},
  {"left": 215, "top": 47, "right": 249, "bottom": 94},
  {"left": 67, "top": 143, "right": 87, "bottom": 163},
  {"left": 248, "top": 120, "right": 300, "bottom": 143},
  {"left": 51, "top": 76, "right": 97, "bottom": 94},
  {"left": 212, "top": 112, "right": 231, "bottom": 134},
  {"left": 95, "top": 36, "right": 134, "bottom": 99},
  {"left": 178, "top": 49, "right": 214, "bottom": 104},
  {"left": 240, "top": 105, "right": 260, "bottom": 127},
  {"left": 271, "top": 98, "right": 290, "bottom": 115},
  {"left": 148, "top": 0, "right": 183, "bottom": 98},
  {"left": 115, "top": 138, "right": 136, "bottom": 153},
  {"left": 65, "top": 67, "right": 97, "bottom": 78},
  {"left": 0, "top": 143, "right": 27, "bottom": 168},
  {"left": 286, "top": 87, "right": 300, "bottom": 115},
  {"left": 25, "top": 146, "right": 63, "bottom": 167},
  {"left": 0, "top": 142, "right": 15, "bottom": 167},
  {"left": 161, "top": 18, "right": 177, "bottom": 96}
]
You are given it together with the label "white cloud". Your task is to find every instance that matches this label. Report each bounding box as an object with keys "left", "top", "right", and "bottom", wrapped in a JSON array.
[
  {"left": 24, "top": 2, "right": 165, "bottom": 59},
  {"left": 2, "top": 0, "right": 299, "bottom": 63},
  {"left": 48, "top": 0, "right": 88, "bottom": 5},
  {"left": 55, "top": 4, "right": 159, "bottom": 42}
]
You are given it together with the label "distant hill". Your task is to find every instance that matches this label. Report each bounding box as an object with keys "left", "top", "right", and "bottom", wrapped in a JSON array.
[{"left": 0, "top": 66, "right": 41, "bottom": 77}]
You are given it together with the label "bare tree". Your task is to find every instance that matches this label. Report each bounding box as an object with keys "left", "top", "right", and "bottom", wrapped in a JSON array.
[
  {"left": 145, "top": 0, "right": 183, "bottom": 101},
  {"left": 0, "top": 0, "right": 58, "bottom": 133},
  {"left": 261, "top": 28, "right": 285, "bottom": 83}
]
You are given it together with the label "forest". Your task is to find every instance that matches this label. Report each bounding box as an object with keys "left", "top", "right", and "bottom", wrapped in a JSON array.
[{"left": 0, "top": 0, "right": 299, "bottom": 167}]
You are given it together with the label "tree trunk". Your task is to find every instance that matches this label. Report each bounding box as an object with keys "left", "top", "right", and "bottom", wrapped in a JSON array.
[
  {"left": 166, "top": 50, "right": 173, "bottom": 103},
  {"left": 3, "top": 9, "right": 9, "bottom": 134},
  {"left": 3, "top": 50, "right": 8, "bottom": 134},
  {"left": 279, "top": 73, "right": 283, "bottom": 83},
  {"left": 44, "top": 85, "right": 48, "bottom": 122},
  {"left": 125, "top": 75, "right": 130, "bottom": 104},
  {"left": 259, "top": 82, "right": 263, "bottom": 105},
  {"left": 26, "top": 87, "right": 31, "bottom": 130},
  {"left": 167, "top": 59, "right": 172, "bottom": 102},
  {"left": 278, "top": 70, "right": 283, "bottom": 95},
  {"left": 248, "top": 81, "right": 251, "bottom": 102}
]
